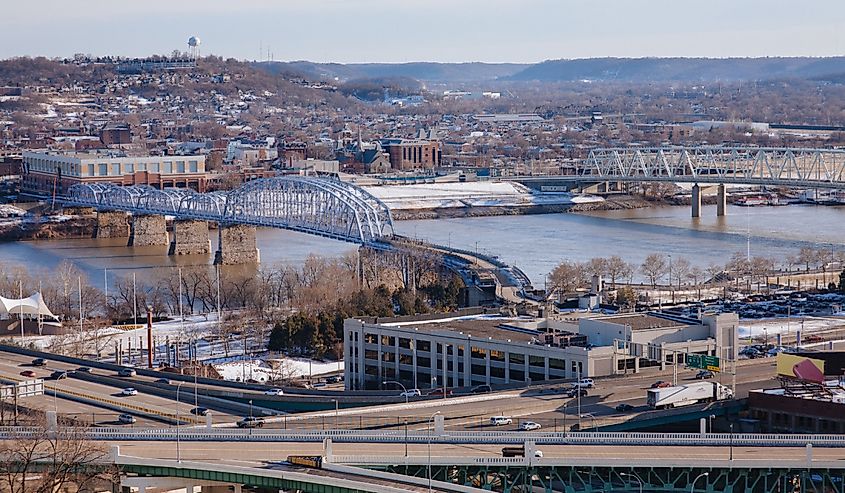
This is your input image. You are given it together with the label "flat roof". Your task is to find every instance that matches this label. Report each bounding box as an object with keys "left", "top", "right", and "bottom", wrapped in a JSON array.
[
  {"left": 384, "top": 315, "right": 542, "bottom": 343},
  {"left": 590, "top": 313, "right": 688, "bottom": 330}
]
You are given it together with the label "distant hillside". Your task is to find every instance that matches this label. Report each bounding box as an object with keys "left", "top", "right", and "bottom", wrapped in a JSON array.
[
  {"left": 258, "top": 61, "right": 527, "bottom": 82},
  {"left": 507, "top": 57, "right": 845, "bottom": 82}
]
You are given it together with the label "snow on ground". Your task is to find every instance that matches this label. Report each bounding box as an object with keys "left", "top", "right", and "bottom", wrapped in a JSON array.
[
  {"left": 0, "top": 204, "right": 26, "bottom": 218},
  {"left": 213, "top": 356, "right": 342, "bottom": 382},
  {"left": 363, "top": 181, "right": 602, "bottom": 210},
  {"left": 738, "top": 316, "right": 845, "bottom": 338}
]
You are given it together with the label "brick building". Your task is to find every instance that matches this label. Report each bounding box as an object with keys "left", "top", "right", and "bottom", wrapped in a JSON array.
[
  {"left": 380, "top": 138, "right": 442, "bottom": 171},
  {"left": 22, "top": 151, "right": 209, "bottom": 196}
]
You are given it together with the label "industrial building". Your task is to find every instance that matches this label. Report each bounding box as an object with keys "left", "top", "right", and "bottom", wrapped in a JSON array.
[
  {"left": 380, "top": 138, "right": 442, "bottom": 171},
  {"left": 343, "top": 310, "right": 738, "bottom": 391},
  {"left": 21, "top": 151, "right": 209, "bottom": 195}
]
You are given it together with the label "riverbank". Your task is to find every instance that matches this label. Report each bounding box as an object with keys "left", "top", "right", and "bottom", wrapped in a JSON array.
[
  {"left": 391, "top": 194, "right": 653, "bottom": 219},
  {"left": 0, "top": 216, "right": 95, "bottom": 241}
]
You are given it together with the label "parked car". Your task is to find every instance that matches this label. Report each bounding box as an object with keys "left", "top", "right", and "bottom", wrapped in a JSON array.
[
  {"left": 191, "top": 407, "right": 209, "bottom": 416},
  {"left": 428, "top": 388, "right": 453, "bottom": 397},
  {"left": 695, "top": 370, "right": 715, "bottom": 380},
  {"left": 50, "top": 371, "right": 68, "bottom": 380},
  {"left": 31, "top": 358, "right": 47, "bottom": 367},
  {"left": 651, "top": 380, "right": 672, "bottom": 389},
  {"left": 77, "top": 367, "right": 92, "bottom": 373},
  {"left": 326, "top": 376, "right": 341, "bottom": 384},
  {"left": 20, "top": 370, "right": 36, "bottom": 378},
  {"left": 615, "top": 403, "right": 634, "bottom": 412},
  {"left": 118, "top": 414, "right": 137, "bottom": 425},
  {"left": 117, "top": 368, "right": 136, "bottom": 377},
  {"left": 471, "top": 384, "right": 492, "bottom": 394},
  {"left": 519, "top": 421, "right": 542, "bottom": 431},
  {"left": 264, "top": 388, "right": 284, "bottom": 396},
  {"left": 312, "top": 382, "right": 327, "bottom": 388},
  {"left": 121, "top": 387, "right": 138, "bottom": 396},
  {"left": 155, "top": 378, "right": 172, "bottom": 384},
  {"left": 400, "top": 389, "right": 422, "bottom": 398},
  {"left": 490, "top": 416, "right": 513, "bottom": 426},
  {"left": 565, "top": 387, "right": 588, "bottom": 398},
  {"left": 575, "top": 378, "right": 595, "bottom": 389},
  {"left": 236, "top": 417, "right": 264, "bottom": 428}
]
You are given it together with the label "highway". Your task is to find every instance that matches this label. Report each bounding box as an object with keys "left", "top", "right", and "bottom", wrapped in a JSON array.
[
  {"left": 0, "top": 353, "right": 230, "bottom": 425},
  {"left": 112, "top": 441, "right": 845, "bottom": 464}
]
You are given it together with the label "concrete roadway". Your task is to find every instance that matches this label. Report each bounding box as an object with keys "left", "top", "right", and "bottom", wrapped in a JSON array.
[
  {"left": 112, "top": 441, "right": 845, "bottom": 464},
  {"left": 0, "top": 355, "right": 215, "bottom": 425},
  {"left": 263, "top": 359, "right": 778, "bottom": 431}
]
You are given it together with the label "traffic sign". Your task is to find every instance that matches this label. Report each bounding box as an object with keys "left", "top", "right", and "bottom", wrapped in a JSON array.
[{"left": 686, "top": 354, "right": 721, "bottom": 372}]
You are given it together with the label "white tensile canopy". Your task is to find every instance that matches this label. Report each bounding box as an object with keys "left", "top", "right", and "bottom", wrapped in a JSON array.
[{"left": 0, "top": 292, "right": 59, "bottom": 320}]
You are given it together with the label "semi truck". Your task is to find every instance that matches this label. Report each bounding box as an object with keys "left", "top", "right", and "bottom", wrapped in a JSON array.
[{"left": 647, "top": 381, "right": 733, "bottom": 409}]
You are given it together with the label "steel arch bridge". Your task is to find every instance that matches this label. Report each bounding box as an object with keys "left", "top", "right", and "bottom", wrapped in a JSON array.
[
  {"left": 63, "top": 177, "right": 394, "bottom": 244},
  {"left": 579, "top": 146, "right": 845, "bottom": 188}
]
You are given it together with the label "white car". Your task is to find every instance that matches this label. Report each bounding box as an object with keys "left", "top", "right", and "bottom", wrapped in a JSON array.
[
  {"left": 519, "top": 421, "right": 542, "bottom": 431},
  {"left": 264, "top": 388, "right": 284, "bottom": 396},
  {"left": 490, "top": 416, "right": 513, "bottom": 426},
  {"left": 121, "top": 387, "right": 138, "bottom": 396},
  {"left": 400, "top": 389, "right": 422, "bottom": 398},
  {"left": 575, "top": 378, "right": 595, "bottom": 389}
]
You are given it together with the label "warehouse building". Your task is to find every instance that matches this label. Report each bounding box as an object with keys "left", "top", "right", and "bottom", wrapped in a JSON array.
[{"left": 343, "top": 310, "right": 738, "bottom": 391}]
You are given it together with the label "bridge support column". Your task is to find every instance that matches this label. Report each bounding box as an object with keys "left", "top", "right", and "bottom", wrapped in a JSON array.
[
  {"left": 169, "top": 220, "right": 211, "bottom": 256},
  {"left": 128, "top": 214, "right": 169, "bottom": 247},
  {"left": 214, "top": 224, "right": 260, "bottom": 265},
  {"left": 717, "top": 184, "right": 727, "bottom": 216},
  {"left": 95, "top": 211, "right": 129, "bottom": 238},
  {"left": 691, "top": 184, "right": 701, "bottom": 218}
]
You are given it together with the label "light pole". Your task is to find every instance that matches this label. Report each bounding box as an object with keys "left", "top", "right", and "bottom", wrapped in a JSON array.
[
  {"left": 690, "top": 472, "right": 709, "bottom": 493},
  {"left": 383, "top": 380, "right": 408, "bottom": 403},
  {"left": 428, "top": 410, "right": 441, "bottom": 493},
  {"left": 580, "top": 413, "right": 597, "bottom": 431},
  {"left": 729, "top": 423, "right": 734, "bottom": 461},
  {"left": 333, "top": 399, "right": 338, "bottom": 429},
  {"left": 176, "top": 381, "right": 184, "bottom": 462},
  {"left": 621, "top": 472, "right": 643, "bottom": 493},
  {"left": 708, "top": 414, "right": 715, "bottom": 433}
]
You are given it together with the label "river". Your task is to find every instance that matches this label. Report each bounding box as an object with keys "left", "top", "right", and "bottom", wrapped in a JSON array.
[{"left": 1, "top": 203, "right": 843, "bottom": 287}]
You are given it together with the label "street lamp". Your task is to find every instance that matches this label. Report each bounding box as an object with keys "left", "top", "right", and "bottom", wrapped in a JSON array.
[
  {"left": 175, "top": 381, "right": 184, "bottom": 463},
  {"left": 428, "top": 410, "right": 441, "bottom": 493},
  {"left": 729, "top": 423, "right": 734, "bottom": 461},
  {"left": 690, "top": 472, "right": 709, "bottom": 493},
  {"left": 708, "top": 414, "right": 715, "bottom": 434},
  {"left": 333, "top": 399, "right": 339, "bottom": 429},
  {"left": 580, "top": 413, "right": 597, "bottom": 431},
  {"left": 621, "top": 472, "right": 643, "bottom": 493},
  {"left": 383, "top": 380, "right": 408, "bottom": 404}
]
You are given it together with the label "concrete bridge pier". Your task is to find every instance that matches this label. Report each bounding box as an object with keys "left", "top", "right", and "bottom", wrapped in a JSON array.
[
  {"left": 691, "top": 184, "right": 702, "bottom": 218},
  {"left": 214, "top": 224, "right": 260, "bottom": 265},
  {"left": 94, "top": 211, "right": 130, "bottom": 238},
  {"left": 128, "top": 214, "right": 169, "bottom": 247},
  {"left": 717, "top": 184, "right": 727, "bottom": 216},
  {"left": 169, "top": 219, "right": 211, "bottom": 255}
]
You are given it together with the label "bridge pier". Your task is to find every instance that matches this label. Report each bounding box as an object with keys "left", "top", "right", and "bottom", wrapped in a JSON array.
[
  {"left": 95, "top": 211, "right": 129, "bottom": 238},
  {"left": 717, "top": 183, "right": 727, "bottom": 216},
  {"left": 214, "top": 224, "right": 260, "bottom": 265},
  {"left": 128, "top": 214, "right": 169, "bottom": 247},
  {"left": 169, "top": 219, "right": 211, "bottom": 256},
  {"left": 691, "top": 184, "right": 701, "bottom": 218}
]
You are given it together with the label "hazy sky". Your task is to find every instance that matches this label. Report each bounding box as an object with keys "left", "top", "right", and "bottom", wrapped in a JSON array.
[{"left": 2, "top": 0, "right": 844, "bottom": 63}]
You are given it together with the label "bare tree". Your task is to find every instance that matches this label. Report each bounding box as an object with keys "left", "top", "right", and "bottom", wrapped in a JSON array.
[
  {"left": 640, "top": 254, "right": 668, "bottom": 288},
  {"left": 0, "top": 424, "right": 116, "bottom": 493},
  {"left": 548, "top": 260, "right": 587, "bottom": 297},
  {"left": 672, "top": 257, "right": 691, "bottom": 288},
  {"left": 605, "top": 255, "right": 631, "bottom": 288}
]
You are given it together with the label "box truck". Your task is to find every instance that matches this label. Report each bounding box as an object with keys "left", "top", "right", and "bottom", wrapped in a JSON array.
[{"left": 647, "top": 381, "right": 733, "bottom": 409}]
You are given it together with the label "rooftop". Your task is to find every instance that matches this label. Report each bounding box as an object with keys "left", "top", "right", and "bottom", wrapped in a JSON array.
[
  {"left": 381, "top": 314, "right": 544, "bottom": 343},
  {"left": 589, "top": 313, "right": 689, "bottom": 330}
]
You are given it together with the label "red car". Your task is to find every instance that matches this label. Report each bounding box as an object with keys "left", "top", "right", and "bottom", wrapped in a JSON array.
[
  {"left": 428, "top": 388, "right": 453, "bottom": 397},
  {"left": 20, "top": 370, "right": 36, "bottom": 378},
  {"left": 650, "top": 380, "right": 671, "bottom": 389}
]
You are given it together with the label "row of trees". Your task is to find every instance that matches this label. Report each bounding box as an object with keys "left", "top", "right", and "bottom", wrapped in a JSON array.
[{"left": 548, "top": 246, "right": 845, "bottom": 296}]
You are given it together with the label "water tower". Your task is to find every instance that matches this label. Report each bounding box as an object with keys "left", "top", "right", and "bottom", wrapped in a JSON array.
[{"left": 188, "top": 36, "right": 201, "bottom": 59}]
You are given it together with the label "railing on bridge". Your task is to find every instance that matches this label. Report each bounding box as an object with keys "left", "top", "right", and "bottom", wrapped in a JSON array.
[
  {"left": 580, "top": 146, "right": 845, "bottom": 187},
  {"left": 64, "top": 177, "right": 395, "bottom": 244}
]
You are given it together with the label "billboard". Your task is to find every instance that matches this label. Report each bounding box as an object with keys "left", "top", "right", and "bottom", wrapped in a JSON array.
[{"left": 776, "top": 353, "right": 825, "bottom": 384}]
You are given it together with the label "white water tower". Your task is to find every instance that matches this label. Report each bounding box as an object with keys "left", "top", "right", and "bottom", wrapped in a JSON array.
[{"left": 188, "top": 36, "right": 201, "bottom": 59}]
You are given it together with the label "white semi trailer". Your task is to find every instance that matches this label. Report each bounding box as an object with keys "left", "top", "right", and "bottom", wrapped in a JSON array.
[{"left": 647, "top": 381, "right": 733, "bottom": 409}]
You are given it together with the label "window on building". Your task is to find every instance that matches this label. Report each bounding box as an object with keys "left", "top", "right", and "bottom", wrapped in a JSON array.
[
  {"left": 149, "top": 162, "right": 160, "bottom": 173},
  {"left": 399, "top": 338, "right": 411, "bottom": 349},
  {"left": 176, "top": 161, "right": 186, "bottom": 173},
  {"left": 529, "top": 371, "right": 545, "bottom": 382},
  {"left": 509, "top": 353, "right": 525, "bottom": 365},
  {"left": 509, "top": 368, "right": 525, "bottom": 381},
  {"left": 381, "top": 335, "right": 395, "bottom": 346},
  {"left": 490, "top": 350, "right": 505, "bottom": 362},
  {"left": 399, "top": 354, "right": 412, "bottom": 365},
  {"left": 418, "top": 340, "right": 431, "bottom": 352},
  {"left": 471, "top": 346, "right": 486, "bottom": 360},
  {"left": 382, "top": 352, "right": 395, "bottom": 363},
  {"left": 98, "top": 164, "right": 108, "bottom": 176},
  {"left": 137, "top": 163, "right": 146, "bottom": 172},
  {"left": 490, "top": 366, "right": 505, "bottom": 379},
  {"left": 549, "top": 358, "right": 566, "bottom": 370},
  {"left": 124, "top": 163, "right": 134, "bottom": 173},
  {"left": 417, "top": 356, "right": 431, "bottom": 368},
  {"left": 111, "top": 163, "right": 120, "bottom": 175},
  {"left": 364, "top": 333, "right": 377, "bottom": 344},
  {"left": 364, "top": 350, "right": 378, "bottom": 361},
  {"left": 529, "top": 355, "right": 545, "bottom": 368},
  {"left": 189, "top": 160, "right": 198, "bottom": 172},
  {"left": 164, "top": 161, "right": 173, "bottom": 174},
  {"left": 471, "top": 363, "right": 486, "bottom": 376}
]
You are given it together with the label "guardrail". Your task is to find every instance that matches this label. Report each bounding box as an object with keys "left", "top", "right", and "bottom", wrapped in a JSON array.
[{"left": 5, "top": 427, "right": 845, "bottom": 447}]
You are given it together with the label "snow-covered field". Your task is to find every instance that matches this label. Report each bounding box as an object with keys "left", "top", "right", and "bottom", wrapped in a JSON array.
[
  {"left": 363, "top": 181, "right": 602, "bottom": 210},
  {"left": 738, "top": 316, "right": 845, "bottom": 338},
  {"left": 213, "top": 357, "right": 342, "bottom": 382}
]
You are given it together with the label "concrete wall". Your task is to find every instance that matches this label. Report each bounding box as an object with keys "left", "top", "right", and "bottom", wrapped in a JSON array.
[
  {"left": 128, "top": 214, "right": 169, "bottom": 246},
  {"left": 95, "top": 211, "right": 129, "bottom": 238},
  {"left": 169, "top": 219, "right": 211, "bottom": 255},
  {"left": 214, "top": 224, "right": 260, "bottom": 264}
]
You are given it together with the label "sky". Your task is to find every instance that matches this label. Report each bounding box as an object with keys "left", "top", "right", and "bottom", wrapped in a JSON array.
[{"left": 2, "top": 0, "right": 844, "bottom": 63}]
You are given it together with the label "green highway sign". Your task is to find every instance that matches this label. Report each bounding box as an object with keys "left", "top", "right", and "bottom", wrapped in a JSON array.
[{"left": 686, "top": 354, "right": 721, "bottom": 372}]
